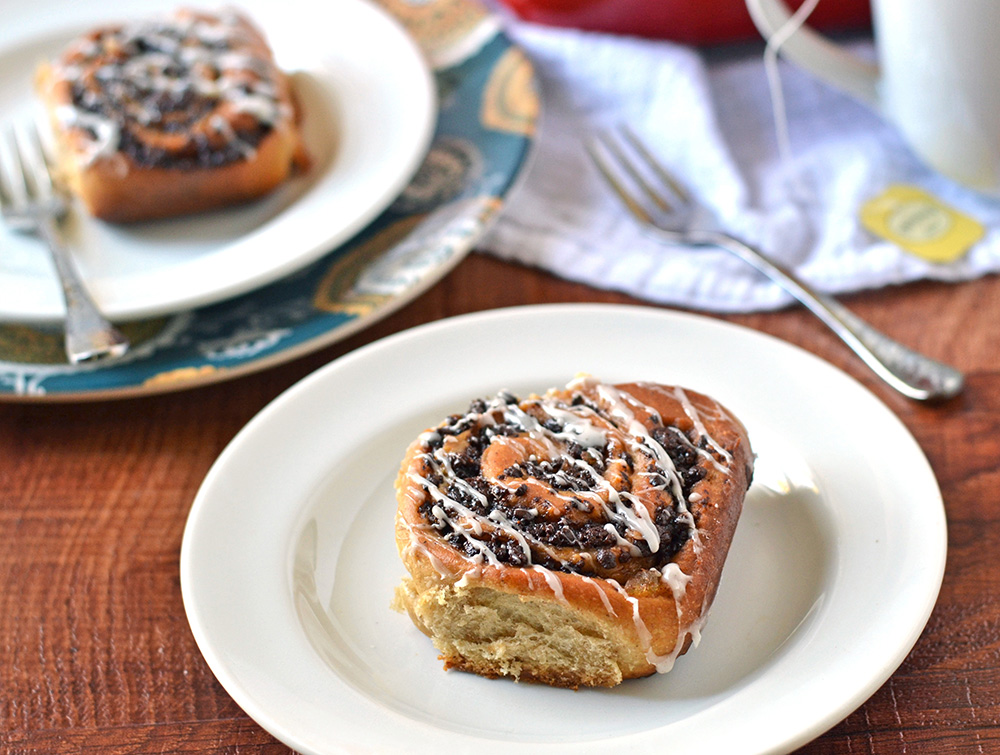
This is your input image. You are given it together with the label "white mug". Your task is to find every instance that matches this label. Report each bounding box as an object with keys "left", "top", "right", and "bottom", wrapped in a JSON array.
[{"left": 745, "top": 0, "right": 1000, "bottom": 195}]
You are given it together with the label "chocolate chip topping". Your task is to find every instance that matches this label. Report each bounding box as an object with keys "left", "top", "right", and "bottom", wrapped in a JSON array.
[
  {"left": 54, "top": 12, "right": 283, "bottom": 169},
  {"left": 414, "top": 386, "right": 713, "bottom": 579}
]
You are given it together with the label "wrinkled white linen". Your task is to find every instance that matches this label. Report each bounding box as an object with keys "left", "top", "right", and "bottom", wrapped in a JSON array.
[{"left": 481, "top": 23, "right": 1000, "bottom": 311}]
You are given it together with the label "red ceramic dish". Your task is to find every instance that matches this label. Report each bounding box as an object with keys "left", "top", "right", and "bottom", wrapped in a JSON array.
[{"left": 498, "top": 0, "right": 871, "bottom": 44}]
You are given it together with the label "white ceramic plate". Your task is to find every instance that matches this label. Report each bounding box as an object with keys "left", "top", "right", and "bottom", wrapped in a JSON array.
[
  {"left": 0, "top": 0, "right": 436, "bottom": 323},
  {"left": 181, "top": 304, "right": 947, "bottom": 755}
]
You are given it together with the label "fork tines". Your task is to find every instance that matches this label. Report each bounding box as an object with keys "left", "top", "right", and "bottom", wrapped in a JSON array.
[
  {"left": 0, "top": 122, "right": 130, "bottom": 364},
  {"left": 0, "top": 123, "right": 60, "bottom": 216},
  {"left": 585, "top": 126, "right": 691, "bottom": 223},
  {"left": 0, "top": 128, "right": 22, "bottom": 210}
]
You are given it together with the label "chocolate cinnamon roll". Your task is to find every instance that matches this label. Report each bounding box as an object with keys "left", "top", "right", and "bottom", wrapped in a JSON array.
[
  {"left": 394, "top": 377, "right": 754, "bottom": 688},
  {"left": 35, "top": 8, "right": 308, "bottom": 222}
]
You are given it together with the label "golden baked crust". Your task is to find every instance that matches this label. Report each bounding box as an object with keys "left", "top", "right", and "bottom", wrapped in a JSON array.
[
  {"left": 34, "top": 8, "right": 308, "bottom": 222},
  {"left": 393, "top": 377, "right": 754, "bottom": 688}
]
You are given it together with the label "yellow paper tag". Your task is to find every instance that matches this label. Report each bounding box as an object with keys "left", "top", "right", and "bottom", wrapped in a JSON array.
[{"left": 859, "top": 184, "right": 984, "bottom": 263}]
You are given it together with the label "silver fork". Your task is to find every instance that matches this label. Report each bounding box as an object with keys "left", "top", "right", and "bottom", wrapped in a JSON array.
[
  {"left": 0, "top": 125, "right": 129, "bottom": 364},
  {"left": 586, "top": 126, "right": 964, "bottom": 402}
]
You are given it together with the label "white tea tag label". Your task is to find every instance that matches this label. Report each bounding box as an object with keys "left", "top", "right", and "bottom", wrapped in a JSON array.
[{"left": 859, "top": 184, "right": 984, "bottom": 263}]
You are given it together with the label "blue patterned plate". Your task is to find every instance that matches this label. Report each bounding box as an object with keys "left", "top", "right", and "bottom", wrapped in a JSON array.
[{"left": 0, "top": 0, "right": 537, "bottom": 400}]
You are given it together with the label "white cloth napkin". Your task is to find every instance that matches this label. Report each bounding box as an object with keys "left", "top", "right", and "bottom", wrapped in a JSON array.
[{"left": 480, "top": 22, "right": 1000, "bottom": 312}]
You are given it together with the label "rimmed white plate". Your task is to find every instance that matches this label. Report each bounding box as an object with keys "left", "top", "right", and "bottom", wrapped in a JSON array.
[
  {"left": 0, "top": 0, "right": 436, "bottom": 322},
  {"left": 181, "top": 304, "right": 947, "bottom": 754}
]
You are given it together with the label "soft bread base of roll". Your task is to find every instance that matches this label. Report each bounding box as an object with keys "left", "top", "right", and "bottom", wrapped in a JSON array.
[
  {"left": 394, "top": 578, "right": 640, "bottom": 688},
  {"left": 394, "top": 519, "right": 693, "bottom": 689}
]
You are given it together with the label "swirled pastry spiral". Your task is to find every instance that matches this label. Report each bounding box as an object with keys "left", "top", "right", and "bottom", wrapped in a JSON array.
[
  {"left": 393, "top": 377, "right": 754, "bottom": 688},
  {"left": 34, "top": 8, "right": 308, "bottom": 222}
]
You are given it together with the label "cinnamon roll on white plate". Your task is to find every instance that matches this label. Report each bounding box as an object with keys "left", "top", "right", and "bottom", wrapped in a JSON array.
[
  {"left": 34, "top": 8, "right": 308, "bottom": 222},
  {"left": 394, "top": 376, "right": 754, "bottom": 689}
]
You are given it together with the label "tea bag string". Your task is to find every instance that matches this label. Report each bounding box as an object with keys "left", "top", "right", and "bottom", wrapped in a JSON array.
[{"left": 762, "top": 0, "right": 822, "bottom": 202}]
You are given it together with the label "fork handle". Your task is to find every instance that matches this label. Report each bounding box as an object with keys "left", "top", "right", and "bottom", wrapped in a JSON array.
[
  {"left": 697, "top": 230, "right": 964, "bottom": 401},
  {"left": 38, "top": 219, "right": 130, "bottom": 364}
]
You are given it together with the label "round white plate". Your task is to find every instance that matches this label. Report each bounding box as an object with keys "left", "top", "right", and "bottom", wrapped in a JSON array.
[
  {"left": 0, "top": 0, "right": 436, "bottom": 323},
  {"left": 181, "top": 304, "right": 947, "bottom": 755}
]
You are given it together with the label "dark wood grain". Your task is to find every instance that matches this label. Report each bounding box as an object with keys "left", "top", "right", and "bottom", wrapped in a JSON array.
[{"left": 1, "top": 253, "right": 997, "bottom": 754}]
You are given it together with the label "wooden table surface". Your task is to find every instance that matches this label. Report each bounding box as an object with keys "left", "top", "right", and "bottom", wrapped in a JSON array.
[{"left": 1, "top": 252, "right": 997, "bottom": 754}]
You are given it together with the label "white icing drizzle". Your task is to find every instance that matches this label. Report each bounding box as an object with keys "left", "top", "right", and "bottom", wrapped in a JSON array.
[
  {"left": 674, "top": 386, "right": 732, "bottom": 463},
  {"left": 532, "top": 566, "right": 569, "bottom": 606},
  {"left": 620, "top": 491, "right": 662, "bottom": 552},
  {"left": 453, "top": 568, "right": 480, "bottom": 589},
  {"left": 589, "top": 381, "right": 704, "bottom": 555},
  {"left": 606, "top": 579, "right": 680, "bottom": 673},
  {"left": 640, "top": 383, "right": 735, "bottom": 473},
  {"left": 505, "top": 394, "right": 677, "bottom": 555},
  {"left": 537, "top": 404, "right": 609, "bottom": 448},
  {"left": 55, "top": 105, "right": 120, "bottom": 164},
  {"left": 407, "top": 451, "right": 553, "bottom": 568},
  {"left": 420, "top": 481, "right": 486, "bottom": 539},
  {"left": 602, "top": 522, "right": 643, "bottom": 557},
  {"left": 660, "top": 562, "right": 692, "bottom": 602},
  {"left": 488, "top": 509, "right": 533, "bottom": 563},
  {"left": 593, "top": 382, "right": 687, "bottom": 500},
  {"left": 581, "top": 576, "right": 618, "bottom": 618},
  {"left": 398, "top": 516, "right": 451, "bottom": 580},
  {"left": 209, "top": 115, "right": 255, "bottom": 158}
]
